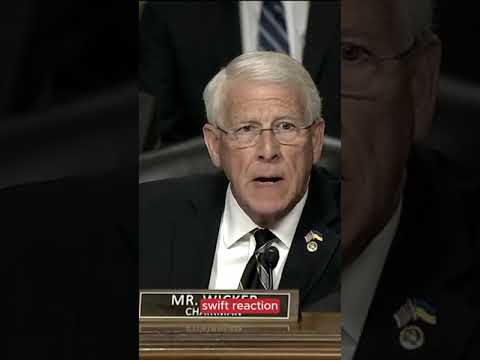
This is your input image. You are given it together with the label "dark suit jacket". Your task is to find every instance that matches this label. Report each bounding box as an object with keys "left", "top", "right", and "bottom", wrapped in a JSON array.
[
  {"left": 140, "top": 1, "right": 340, "bottom": 149},
  {"left": 354, "top": 147, "right": 480, "bottom": 359},
  {"left": 140, "top": 168, "right": 340, "bottom": 311}
]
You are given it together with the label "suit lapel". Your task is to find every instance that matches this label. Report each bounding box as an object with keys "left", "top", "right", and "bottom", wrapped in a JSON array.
[
  {"left": 175, "top": 3, "right": 241, "bottom": 77},
  {"left": 302, "top": 1, "right": 339, "bottom": 80},
  {"left": 171, "top": 173, "right": 227, "bottom": 289},
  {"left": 354, "top": 212, "right": 478, "bottom": 359},
  {"left": 280, "top": 169, "right": 340, "bottom": 304},
  {"left": 170, "top": 169, "right": 340, "bottom": 297},
  {"left": 354, "top": 149, "right": 478, "bottom": 359},
  {"left": 206, "top": 2, "right": 242, "bottom": 63}
]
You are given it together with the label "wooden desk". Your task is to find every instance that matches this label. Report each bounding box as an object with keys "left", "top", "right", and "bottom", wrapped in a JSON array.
[{"left": 139, "top": 312, "right": 340, "bottom": 359}]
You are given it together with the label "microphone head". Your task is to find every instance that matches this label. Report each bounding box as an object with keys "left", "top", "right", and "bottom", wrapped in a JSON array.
[{"left": 264, "top": 246, "right": 280, "bottom": 269}]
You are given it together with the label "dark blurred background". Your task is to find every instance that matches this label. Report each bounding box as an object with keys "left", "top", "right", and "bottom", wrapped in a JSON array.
[
  {"left": 424, "top": 2, "right": 480, "bottom": 172},
  {"left": 1, "top": 2, "right": 137, "bottom": 359},
  {"left": 1, "top": 1, "right": 137, "bottom": 189}
]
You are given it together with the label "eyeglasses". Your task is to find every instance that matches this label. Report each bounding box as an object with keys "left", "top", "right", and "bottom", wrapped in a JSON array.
[
  {"left": 341, "top": 39, "right": 417, "bottom": 98},
  {"left": 217, "top": 120, "right": 314, "bottom": 148}
]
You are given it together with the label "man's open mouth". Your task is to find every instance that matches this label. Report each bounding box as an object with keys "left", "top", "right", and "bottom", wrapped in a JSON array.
[{"left": 254, "top": 177, "right": 283, "bottom": 183}]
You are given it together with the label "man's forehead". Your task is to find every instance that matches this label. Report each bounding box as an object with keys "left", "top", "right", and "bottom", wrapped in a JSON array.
[
  {"left": 341, "top": 0, "right": 414, "bottom": 51},
  {"left": 227, "top": 78, "right": 297, "bottom": 95},
  {"left": 226, "top": 80, "right": 301, "bottom": 106},
  {"left": 229, "top": 101, "right": 303, "bottom": 122}
]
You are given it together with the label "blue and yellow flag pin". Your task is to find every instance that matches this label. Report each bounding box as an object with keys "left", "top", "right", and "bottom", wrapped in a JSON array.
[
  {"left": 304, "top": 230, "right": 323, "bottom": 252},
  {"left": 305, "top": 230, "right": 323, "bottom": 242},
  {"left": 394, "top": 297, "right": 437, "bottom": 328},
  {"left": 413, "top": 298, "right": 437, "bottom": 325}
]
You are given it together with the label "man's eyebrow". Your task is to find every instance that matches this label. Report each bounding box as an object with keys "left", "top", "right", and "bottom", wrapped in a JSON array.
[
  {"left": 341, "top": 28, "right": 377, "bottom": 40},
  {"left": 234, "top": 113, "right": 299, "bottom": 122},
  {"left": 273, "top": 114, "right": 301, "bottom": 121},
  {"left": 342, "top": 28, "right": 414, "bottom": 53},
  {"left": 341, "top": 33, "right": 396, "bottom": 55},
  {"left": 341, "top": 28, "right": 388, "bottom": 49},
  {"left": 233, "top": 117, "right": 261, "bottom": 124}
]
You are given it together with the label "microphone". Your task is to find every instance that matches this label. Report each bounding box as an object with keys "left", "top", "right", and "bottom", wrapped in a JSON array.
[{"left": 264, "top": 246, "right": 279, "bottom": 290}]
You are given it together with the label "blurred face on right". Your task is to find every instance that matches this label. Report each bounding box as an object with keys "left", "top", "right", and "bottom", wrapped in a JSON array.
[{"left": 341, "top": 0, "right": 441, "bottom": 265}]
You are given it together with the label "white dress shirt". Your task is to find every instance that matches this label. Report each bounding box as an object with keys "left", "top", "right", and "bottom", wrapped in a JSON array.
[
  {"left": 239, "top": 1, "right": 310, "bottom": 62},
  {"left": 209, "top": 183, "right": 308, "bottom": 290},
  {"left": 341, "top": 198, "right": 403, "bottom": 360}
]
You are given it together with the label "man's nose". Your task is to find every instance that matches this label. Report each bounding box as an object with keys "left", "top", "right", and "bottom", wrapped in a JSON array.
[{"left": 256, "top": 129, "right": 280, "bottom": 161}]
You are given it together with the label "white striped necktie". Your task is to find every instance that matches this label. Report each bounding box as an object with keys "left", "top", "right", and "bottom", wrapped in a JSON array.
[
  {"left": 239, "top": 228, "right": 277, "bottom": 290},
  {"left": 258, "top": 1, "right": 290, "bottom": 55}
]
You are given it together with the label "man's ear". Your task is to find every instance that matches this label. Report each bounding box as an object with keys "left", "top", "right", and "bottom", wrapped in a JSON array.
[
  {"left": 203, "top": 123, "right": 222, "bottom": 168},
  {"left": 411, "top": 33, "right": 442, "bottom": 141},
  {"left": 312, "top": 118, "right": 325, "bottom": 164}
]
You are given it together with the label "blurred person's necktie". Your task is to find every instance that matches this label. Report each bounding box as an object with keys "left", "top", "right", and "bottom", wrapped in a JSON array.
[
  {"left": 258, "top": 1, "right": 290, "bottom": 55},
  {"left": 239, "top": 228, "right": 276, "bottom": 289}
]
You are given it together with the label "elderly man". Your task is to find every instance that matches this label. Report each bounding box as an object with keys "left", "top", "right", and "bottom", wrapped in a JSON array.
[
  {"left": 140, "top": 51, "right": 340, "bottom": 310},
  {"left": 341, "top": 0, "right": 479, "bottom": 359}
]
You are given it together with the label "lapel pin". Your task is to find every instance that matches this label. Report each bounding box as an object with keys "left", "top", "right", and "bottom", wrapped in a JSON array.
[
  {"left": 394, "top": 297, "right": 436, "bottom": 351},
  {"left": 394, "top": 298, "right": 416, "bottom": 328},
  {"left": 305, "top": 230, "right": 323, "bottom": 242},
  {"left": 399, "top": 325, "right": 424, "bottom": 350},
  {"left": 306, "top": 241, "right": 318, "bottom": 252},
  {"left": 413, "top": 297, "right": 437, "bottom": 325},
  {"left": 394, "top": 297, "right": 437, "bottom": 328},
  {"left": 305, "top": 230, "right": 323, "bottom": 253}
]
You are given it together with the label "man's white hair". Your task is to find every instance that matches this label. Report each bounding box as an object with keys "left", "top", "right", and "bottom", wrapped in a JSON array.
[{"left": 203, "top": 51, "right": 322, "bottom": 128}]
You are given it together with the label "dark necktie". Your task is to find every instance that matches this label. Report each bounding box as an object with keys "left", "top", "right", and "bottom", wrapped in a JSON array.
[
  {"left": 239, "top": 228, "right": 277, "bottom": 290},
  {"left": 258, "top": 1, "right": 290, "bottom": 55}
]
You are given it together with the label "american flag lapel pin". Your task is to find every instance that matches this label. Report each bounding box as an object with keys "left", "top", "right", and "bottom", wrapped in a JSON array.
[{"left": 305, "top": 230, "right": 323, "bottom": 252}]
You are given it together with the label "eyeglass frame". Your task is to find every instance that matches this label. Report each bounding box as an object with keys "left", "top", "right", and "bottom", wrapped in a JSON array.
[
  {"left": 373, "top": 38, "right": 417, "bottom": 62},
  {"left": 341, "top": 38, "right": 418, "bottom": 97},
  {"left": 215, "top": 120, "right": 316, "bottom": 148}
]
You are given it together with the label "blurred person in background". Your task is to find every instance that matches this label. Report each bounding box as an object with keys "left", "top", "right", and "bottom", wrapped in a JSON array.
[
  {"left": 341, "top": 0, "right": 479, "bottom": 359},
  {"left": 140, "top": 1, "right": 339, "bottom": 151}
]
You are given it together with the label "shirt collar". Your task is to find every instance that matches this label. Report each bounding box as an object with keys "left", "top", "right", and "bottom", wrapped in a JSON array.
[
  {"left": 270, "top": 187, "right": 308, "bottom": 248},
  {"left": 223, "top": 183, "right": 309, "bottom": 249},
  {"left": 341, "top": 197, "right": 403, "bottom": 343},
  {"left": 223, "top": 184, "right": 257, "bottom": 248}
]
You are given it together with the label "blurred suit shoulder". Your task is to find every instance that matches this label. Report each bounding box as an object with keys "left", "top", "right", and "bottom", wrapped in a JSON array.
[{"left": 140, "top": 172, "right": 227, "bottom": 216}]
